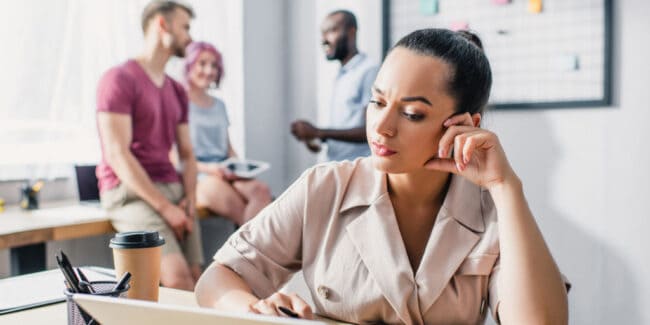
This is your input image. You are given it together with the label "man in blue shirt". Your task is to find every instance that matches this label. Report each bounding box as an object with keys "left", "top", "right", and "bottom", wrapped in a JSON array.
[{"left": 291, "top": 10, "right": 379, "bottom": 162}]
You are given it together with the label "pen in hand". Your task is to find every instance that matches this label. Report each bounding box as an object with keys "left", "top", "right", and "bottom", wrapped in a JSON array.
[{"left": 278, "top": 306, "right": 300, "bottom": 318}]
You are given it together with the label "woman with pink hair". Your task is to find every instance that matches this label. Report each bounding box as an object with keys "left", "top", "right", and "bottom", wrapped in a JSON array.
[{"left": 184, "top": 41, "right": 271, "bottom": 226}]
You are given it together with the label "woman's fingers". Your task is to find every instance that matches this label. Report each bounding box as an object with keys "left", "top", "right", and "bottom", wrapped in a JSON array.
[
  {"left": 438, "top": 125, "right": 476, "bottom": 160},
  {"left": 254, "top": 292, "right": 297, "bottom": 317},
  {"left": 456, "top": 130, "right": 487, "bottom": 170},
  {"left": 247, "top": 303, "right": 261, "bottom": 314},
  {"left": 462, "top": 135, "right": 473, "bottom": 165},
  {"left": 429, "top": 130, "right": 492, "bottom": 173},
  {"left": 462, "top": 131, "right": 492, "bottom": 165},
  {"left": 454, "top": 134, "right": 465, "bottom": 171},
  {"left": 252, "top": 299, "right": 280, "bottom": 316},
  {"left": 288, "top": 293, "right": 314, "bottom": 319},
  {"left": 424, "top": 157, "right": 459, "bottom": 174},
  {"left": 251, "top": 292, "right": 314, "bottom": 319},
  {"left": 443, "top": 112, "right": 473, "bottom": 127},
  {"left": 439, "top": 113, "right": 472, "bottom": 159}
]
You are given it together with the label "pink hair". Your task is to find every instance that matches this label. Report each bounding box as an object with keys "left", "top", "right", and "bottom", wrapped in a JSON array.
[{"left": 184, "top": 41, "right": 224, "bottom": 87}]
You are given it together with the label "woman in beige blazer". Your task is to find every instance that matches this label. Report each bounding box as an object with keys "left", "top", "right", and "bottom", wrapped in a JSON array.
[{"left": 195, "top": 29, "right": 569, "bottom": 325}]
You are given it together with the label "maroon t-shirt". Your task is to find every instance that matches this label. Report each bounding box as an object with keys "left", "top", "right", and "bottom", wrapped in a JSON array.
[{"left": 96, "top": 60, "right": 188, "bottom": 193}]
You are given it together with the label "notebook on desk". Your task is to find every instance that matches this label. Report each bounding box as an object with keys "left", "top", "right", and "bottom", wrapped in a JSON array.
[
  {"left": 74, "top": 294, "right": 330, "bottom": 325},
  {"left": 0, "top": 267, "right": 114, "bottom": 315}
]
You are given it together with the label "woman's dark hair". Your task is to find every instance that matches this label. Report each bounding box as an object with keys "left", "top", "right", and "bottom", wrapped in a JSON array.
[{"left": 392, "top": 29, "right": 491, "bottom": 115}]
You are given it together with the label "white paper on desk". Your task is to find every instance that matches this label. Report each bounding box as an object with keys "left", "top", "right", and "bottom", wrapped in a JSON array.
[{"left": 0, "top": 267, "right": 114, "bottom": 312}]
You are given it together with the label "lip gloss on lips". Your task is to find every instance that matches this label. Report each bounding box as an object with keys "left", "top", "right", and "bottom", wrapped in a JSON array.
[{"left": 372, "top": 141, "right": 397, "bottom": 157}]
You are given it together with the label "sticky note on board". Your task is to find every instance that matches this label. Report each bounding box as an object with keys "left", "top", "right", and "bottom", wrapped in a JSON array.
[
  {"left": 492, "top": 0, "right": 511, "bottom": 5},
  {"left": 420, "top": 0, "right": 439, "bottom": 15},
  {"left": 556, "top": 54, "right": 580, "bottom": 71},
  {"left": 450, "top": 21, "right": 469, "bottom": 31},
  {"left": 529, "top": 0, "right": 543, "bottom": 13}
]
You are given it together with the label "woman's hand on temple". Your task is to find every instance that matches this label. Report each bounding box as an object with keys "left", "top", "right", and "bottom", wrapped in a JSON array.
[
  {"left": 424, "top": 112, "right": 519, "bottom": 191},
  {"left": 248, "top": 292, "right": 314, "bottom": 319}
]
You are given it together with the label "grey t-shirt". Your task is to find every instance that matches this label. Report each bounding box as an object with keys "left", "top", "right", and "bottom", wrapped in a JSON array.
[{"left": 189, "top": 96, "right": 230, "bottom": 163}]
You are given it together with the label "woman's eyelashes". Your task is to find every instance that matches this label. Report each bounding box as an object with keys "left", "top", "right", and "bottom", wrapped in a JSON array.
[
  {"left": 369, "top": 99, "right": 425, "bottom": 122},
  {"left": 369, "top": 99, "right": 384, "bottom": 108},
  {"left": 403, "top": 111, "right": 424, "bottom": 121}
]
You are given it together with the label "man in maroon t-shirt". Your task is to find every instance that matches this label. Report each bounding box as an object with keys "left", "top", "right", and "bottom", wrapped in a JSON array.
[{"left": 96, "top": 1, "right": 202, "bottom": 291}]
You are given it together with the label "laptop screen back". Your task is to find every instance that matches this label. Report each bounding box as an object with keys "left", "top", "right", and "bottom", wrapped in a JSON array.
[
  {"left": 73, "top": 294, "right": 330, "bottom": 325},
  {"left": 74, "top": 165, "right": 100, "bottom": 202}
]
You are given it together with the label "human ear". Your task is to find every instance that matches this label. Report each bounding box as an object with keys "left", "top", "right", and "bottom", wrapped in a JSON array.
[
  {"left": 158, "top": 15, "right": 170, "bottom": 33},
  {"left": 347, "top": 27, "right": 357, "bottom": 41}
]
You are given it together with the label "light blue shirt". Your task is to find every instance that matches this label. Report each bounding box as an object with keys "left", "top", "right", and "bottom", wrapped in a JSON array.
[
  {"left": 189, "top": 96, "right": 230, "bottom": 163},
  {"left": 327, "top": 53, "right": 379, "bottom": 161}
]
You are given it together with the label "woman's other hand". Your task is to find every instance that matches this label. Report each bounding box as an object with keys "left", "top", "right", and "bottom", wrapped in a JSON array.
[
  {"left": 248, "top": 292, "right": 314, "bottom": 319},
  {"left": 424, "top": 112, "right": 518, "bottom": 191},
  {"left": 206, "top": 163, "right": 239, "bottom": 181},
  {"left": 221, "top": 168, "right": 240, "bottom": 181},
  {"left": 205, "top": 163, "right": 225, "bottom": 177}
]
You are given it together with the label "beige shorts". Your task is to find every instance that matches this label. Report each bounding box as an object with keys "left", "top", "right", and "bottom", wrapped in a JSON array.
[{"left": 100, "top": 182, "right": 204, "bottom": 266}]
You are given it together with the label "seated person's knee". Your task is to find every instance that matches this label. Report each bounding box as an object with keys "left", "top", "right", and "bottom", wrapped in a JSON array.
[
  {"left": 252, "top": 182, "right": 271, "bottom": 200},
  {"left": 162, "top": 269, "right": 194, "bottom": 290},
  {"left": 161, "top": 258, "right": 195, "bottom": 290}
]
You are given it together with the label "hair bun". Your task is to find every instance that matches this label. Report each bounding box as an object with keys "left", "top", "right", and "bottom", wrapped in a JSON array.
[{"left": 456, "top": 30, "right": 484, "bottom": 50}]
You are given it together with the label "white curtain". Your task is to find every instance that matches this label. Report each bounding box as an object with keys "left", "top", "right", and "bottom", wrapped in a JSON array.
[{"left": 0, "top": 0, "right": 239, "bottom": 180}]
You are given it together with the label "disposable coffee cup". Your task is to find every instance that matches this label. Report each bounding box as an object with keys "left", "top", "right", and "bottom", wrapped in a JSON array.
[{"left": 110, "top": 231, "right": 165, "bottom": 301}]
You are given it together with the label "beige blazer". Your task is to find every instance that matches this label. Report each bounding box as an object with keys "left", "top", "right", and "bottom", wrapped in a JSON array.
[{"left": 215, "top": 158, "right": 513, "bottom": 324}]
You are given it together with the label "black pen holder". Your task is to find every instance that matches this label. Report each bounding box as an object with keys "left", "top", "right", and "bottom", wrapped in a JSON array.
[{"left": 64, "top": 281, "right": 129, "bottom": 325}]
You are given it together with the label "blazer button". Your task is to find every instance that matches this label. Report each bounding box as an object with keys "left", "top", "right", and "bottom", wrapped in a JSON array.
[{"left": 317, "top": 285, "right": 330, "bottom": 300}]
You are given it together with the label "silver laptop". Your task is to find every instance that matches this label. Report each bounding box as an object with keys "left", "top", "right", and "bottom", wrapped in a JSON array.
[{"left": 73, "top": 294, "right": 331, "bottom": 325}]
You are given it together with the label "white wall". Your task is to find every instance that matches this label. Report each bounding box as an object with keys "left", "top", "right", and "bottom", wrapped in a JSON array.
[
  {"left": 486, "top": 1, "right": 650, "bottom": 323},
  {"left": 240, "top": 0, "right": 288, "bottom": 193},
  {"left": 285, "top": 0, "right": 319, "bottom": 181}
]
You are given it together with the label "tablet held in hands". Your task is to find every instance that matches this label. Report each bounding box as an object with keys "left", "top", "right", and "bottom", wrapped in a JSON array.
[{"left": 219, "top": 157, "right": 270, "bottom": 179}]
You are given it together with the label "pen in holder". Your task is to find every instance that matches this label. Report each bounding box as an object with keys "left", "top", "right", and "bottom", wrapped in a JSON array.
[{"left": 64, "top": 281, "right": 130, "bottom": 325}]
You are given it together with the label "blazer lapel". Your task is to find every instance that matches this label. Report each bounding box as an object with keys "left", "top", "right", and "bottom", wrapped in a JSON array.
[
  {"left": 338, "top": 161, "right": 488, "bottom": 322},
  {"left": 415, "top": 213, "right": 481, "bottom": 313},
  {"left": 346, "top": 192, "right": 415, "bottom": 325},
  {"left": 415, "top": 176, "right": 486, "bottom": 314}
]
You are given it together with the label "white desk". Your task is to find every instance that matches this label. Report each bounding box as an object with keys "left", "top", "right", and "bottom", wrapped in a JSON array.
[{"left": 0, "top": 201, "right": 113, "bottom": 275}]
